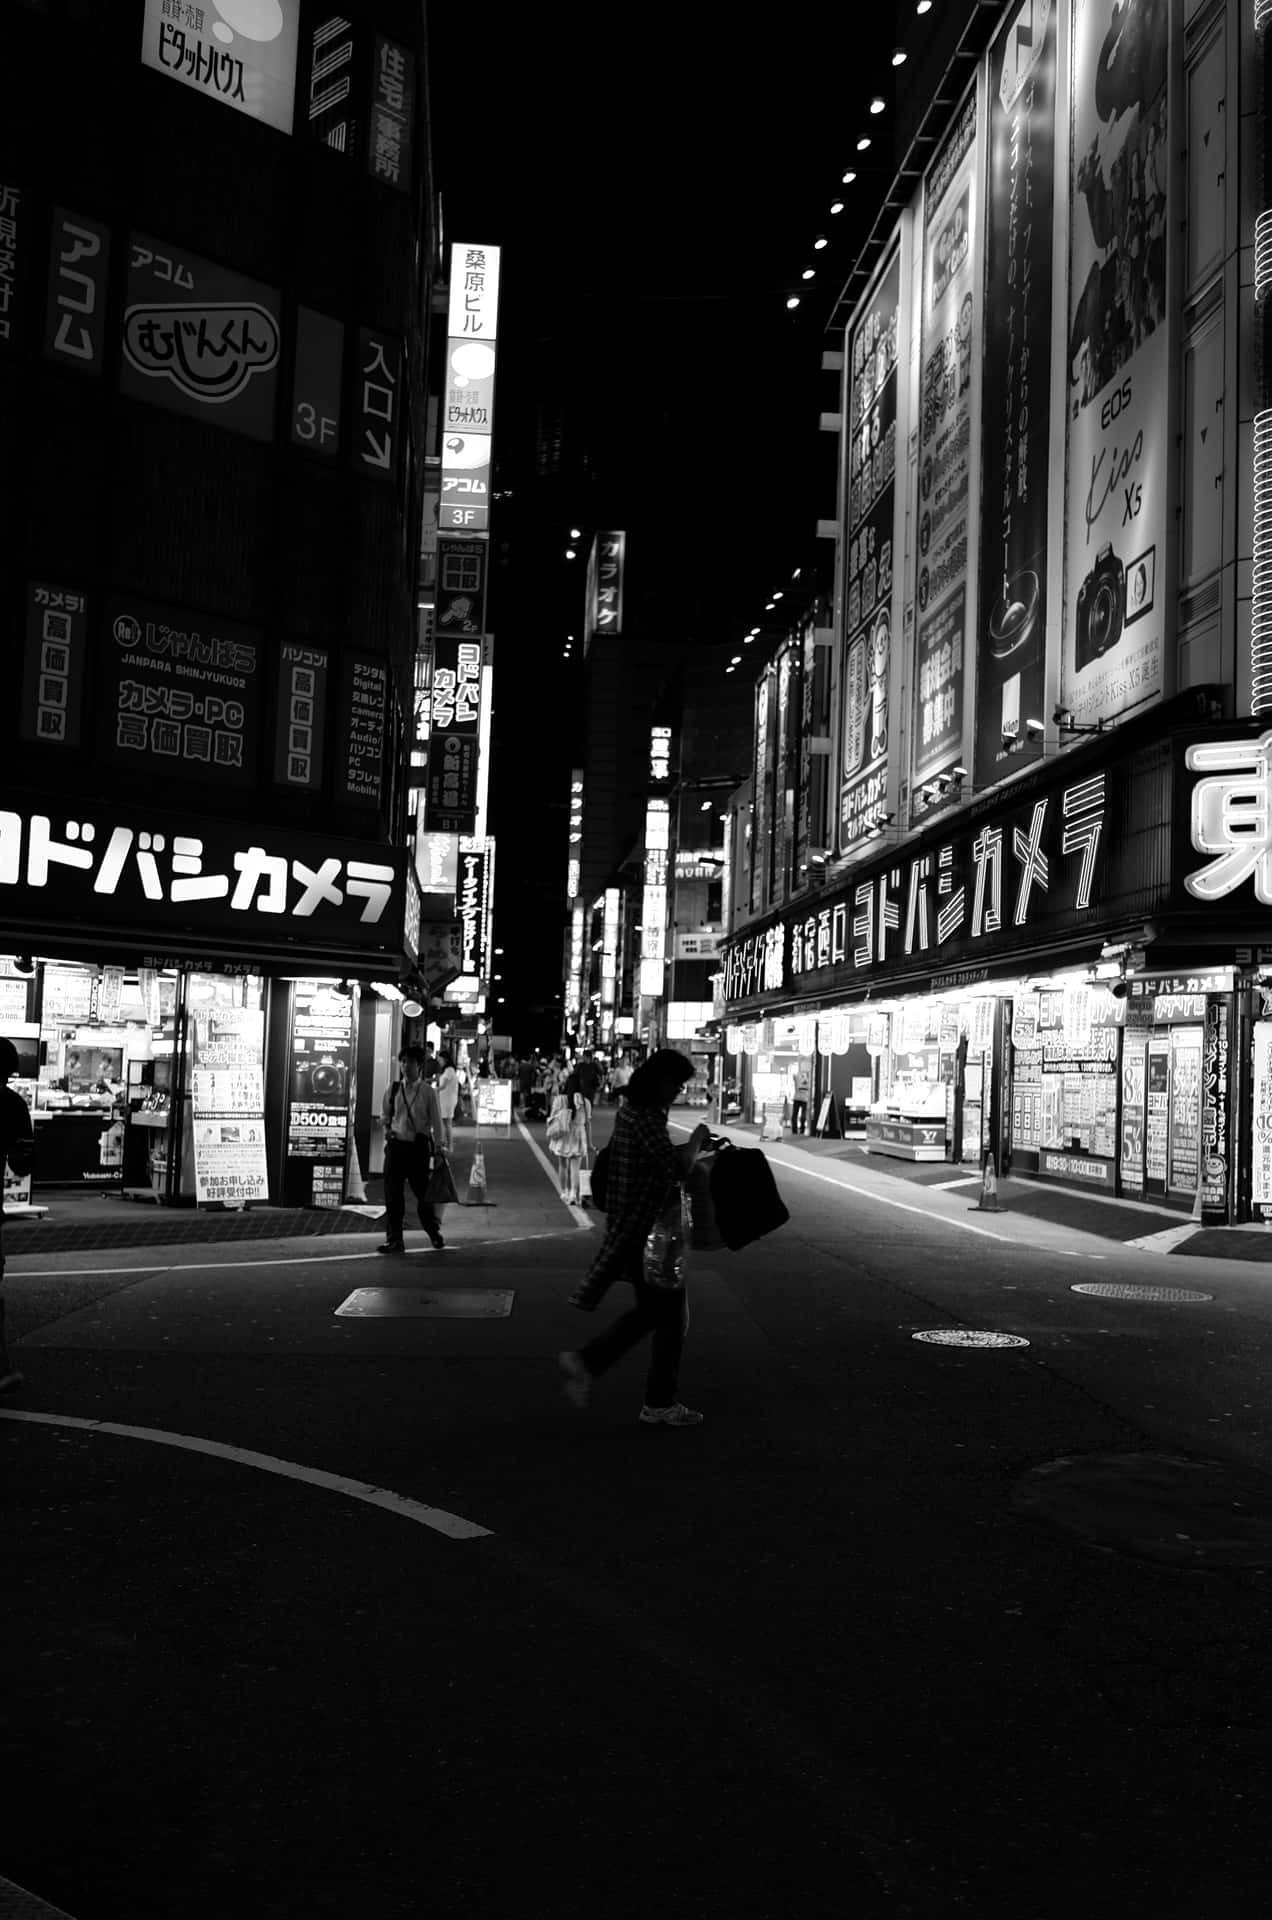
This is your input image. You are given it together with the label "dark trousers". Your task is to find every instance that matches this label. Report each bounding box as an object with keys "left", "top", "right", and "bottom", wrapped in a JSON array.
[
  {"left": 579, "top": 1282, "right": 690, "bottom": 1408},
  {"left": 383, "top": 1137, "right": 442, "bottom": 1240},
  {"left": 791, "top": 1098, "right": 808, "bottom": 1135}
]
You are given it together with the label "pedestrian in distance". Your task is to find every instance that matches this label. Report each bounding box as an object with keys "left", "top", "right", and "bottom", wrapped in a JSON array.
[
  {"left": 0, "top": 1036, "right": 36, "bottom": 1394},
  {"left": 378, "top": 1044, "right": 445, "bottom": 1254},
  {"left": 435, "top": 1050, "right": 459, "bottom": 1152},
  {"left": 559, "top": 1048, "right": 711, "bottom": 1426},
  {"left": 790, "top": 1062, "right": 811, "bottom": 1136},
  {"left": 548, "top": 1071, "right": 592, "bottom": 1204}
]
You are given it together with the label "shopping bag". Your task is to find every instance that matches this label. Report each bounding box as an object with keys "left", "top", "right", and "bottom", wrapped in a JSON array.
[
  {"left": 424, "top": 1151, "right": 459, "bottom": 1206},
  {"left": 686, "top": 1147, "right": 726, "bottom": 1250},
  {"left": 591, "top": 1143, "right": 612, "bottom": 1211},
  {"left": 708, "top": 1143, "right": 789, "bottom": 1250},
  {"left": 642, "top": 1185, "right": 691, "bottom": 1289},
  {"left": 577, "top": 1157, "right": 593, "bottom": 1205}
]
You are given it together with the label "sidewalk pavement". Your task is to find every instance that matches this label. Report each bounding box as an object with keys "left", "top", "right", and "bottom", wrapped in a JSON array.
[{"left": 5, "top": 1109, "right": 1272, "bottom": 1266}]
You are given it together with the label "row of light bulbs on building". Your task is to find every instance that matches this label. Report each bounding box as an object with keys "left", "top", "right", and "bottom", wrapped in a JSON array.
[
  {"left": 726, "top": 568, "right": 805, "bottom": 677},
  {"left": 786, "top": 0, "right": 935, "bottom": 313}
]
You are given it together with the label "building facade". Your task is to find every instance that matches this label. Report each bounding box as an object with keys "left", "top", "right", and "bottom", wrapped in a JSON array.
[
  {"left": 722, "top": 0, "right": 1272, "bottom": 1222},
  {"left": 2, "top": 1, "right": 436, "bottom": 1208}
]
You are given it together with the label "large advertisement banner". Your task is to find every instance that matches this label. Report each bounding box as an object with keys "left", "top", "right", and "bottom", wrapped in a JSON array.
[
  {"left": 286, "top": 983, "right": 354, "bottom": 1209},
  {"left": 190, "top": 1008, "right": 268, "bottom": 1208},
  {"left": 140, "top": 0, "right": 301, "bottom": 134},
  {"left": 100, "top": 593, "right": 262, "bottom": 785},
  {"left": 839, "top": 250, "right": 900, "bottom": 851},
  {"left": 913, "top": 91, "right": 979, "bottom": 797},
  {"left": 975, "top": 0, "right": 1058, "bottom": 787},
  {"left": 121, "top": 234, "right": 281, "bottom": 442},
  {"left": 1062, "top": 0, "right": 1169, "bottom": 727}
]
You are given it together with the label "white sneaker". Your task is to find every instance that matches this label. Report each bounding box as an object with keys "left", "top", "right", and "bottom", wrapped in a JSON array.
[{"left": 638, "top": 1402, "right": 703, "bottom": 1426}]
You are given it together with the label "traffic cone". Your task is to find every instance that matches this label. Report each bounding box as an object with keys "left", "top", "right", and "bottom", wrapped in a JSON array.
[
  {"left": 760, "top": 1104, "right": 783, "bottom": 1142},
  {"left": 465, "top": 1147, "right": 488, "bottom": 1207},
  {"left": 973, "top": 1153, "right": 1003, "bottom": 1212},
  {"left": 345, "top": 1141, "right": 367, "bottom": 1204}
]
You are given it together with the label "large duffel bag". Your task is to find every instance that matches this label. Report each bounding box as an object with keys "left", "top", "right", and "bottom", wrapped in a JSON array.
[{"left": 708, "top": 1141, "right": 789, "bottom": 1251}]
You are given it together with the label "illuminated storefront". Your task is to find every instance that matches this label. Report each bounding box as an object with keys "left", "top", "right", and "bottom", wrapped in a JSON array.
[{"left": 722, "top": 707, "right": 1270, "bottom": 1223}]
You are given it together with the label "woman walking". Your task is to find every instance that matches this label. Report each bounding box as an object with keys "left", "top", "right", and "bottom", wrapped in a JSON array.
[{"left": 558, "top": 1049, "right": 710, "bottom": 1426}]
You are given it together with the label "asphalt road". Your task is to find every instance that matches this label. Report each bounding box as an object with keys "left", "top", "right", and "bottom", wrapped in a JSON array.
[{"left": 4, "top": 1120, "right": 1272, "bottom": 1919}]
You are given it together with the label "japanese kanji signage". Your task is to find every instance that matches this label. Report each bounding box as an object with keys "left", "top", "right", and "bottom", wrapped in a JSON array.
[
  {"left": 367, "top": 34, "right": 414, "bottom": 191},
  {"left": 338, "top": 654, "right": 387, "bottom": 808},
  {"left": 425, "top": 635, "right": 482, "bottom": 833},
  {"left": 1062, "top": 0, "right": 1169, "bottom": 729},
  {"left": 140, "top": 0, "right": 301, "bottom": 135},
  {"left": 100, "top": 594, "right": 262, "bottom": 786},
  {"left": 190, "top": 1008, "right": 268, "bottom": 1207},
  {"left": 975, "top": 0, "right": 1057, "bottom": 787},
  {"left": 44, "top": 208, "right": 110, "bottom": 376},
  {"left": 912, "top": 86, "right": 980, "bottom": 795},
  {"left": 457, "top": 836, "right": 494, "bottom": 984},
  {"left": 444, "top": 337, "right": 495, "bottom": 435},
  {"left": 0, "top": 796, "right": 405, "bottom": 960},
  {"left": 0, "top": 182, "right": 29, "bottom": 357},
  {"left": 840, "top": 248, "right": 899, "bottom": 850},
  {"left": 120, "top": 234, "right": 282, "bottom": 441},
  {"left": 353, "top": 326, "right": 401, "bottom": 479},
  {"left": 447, "top": 242, "right": 501, "bottom": 341},
  {"left": 22, "top": 582, "right": 89, "bottom": 749},
  {"left": 273, "top": 643, "right": 328, "bottom": 791}
]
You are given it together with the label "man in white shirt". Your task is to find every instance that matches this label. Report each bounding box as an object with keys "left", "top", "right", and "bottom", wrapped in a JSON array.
[{"left": 379, "top": 1045, "right": 445, "bottom": 1253}]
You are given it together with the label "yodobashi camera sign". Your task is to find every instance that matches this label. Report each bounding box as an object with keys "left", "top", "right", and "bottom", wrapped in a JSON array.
[{"left": 1061, "top": 0, "right": 1170, "bottom": 730}]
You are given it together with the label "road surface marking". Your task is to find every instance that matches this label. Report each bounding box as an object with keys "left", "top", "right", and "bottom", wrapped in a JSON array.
[
  {"left": 1126, "top": 1224, "right": 1202, "bottom": 1254},
  {"left": 6, "top": 1229, "right": 585, "bottom": 1283},
  {"left": 0, "top": 1873, "right": 78, "bottom": 1919},
  {"left": 516, "top": 1117, "right": 596, "bottom": 1223},
  {"left": 0, "top": 1409, "right": 493, "bottom": 1541},
  {"left": 669, "top": 1126, "right": 1009, "bottom": 1242}
]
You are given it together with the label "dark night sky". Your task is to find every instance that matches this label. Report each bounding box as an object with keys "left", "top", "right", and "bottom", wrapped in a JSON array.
[{"left": 426, "top": 4, "right": 971, "bottom": 1042}]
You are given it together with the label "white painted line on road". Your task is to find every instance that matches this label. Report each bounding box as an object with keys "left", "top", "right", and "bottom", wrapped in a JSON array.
[
  {"left": 6, "top": 1228, "right": 587, "bottom": 1283},
  {"left": 928, "top": 1177, "right": 981, "bottom": 1190},
  {"left": 669, "top": 1127, "right": 1009, "bottom": 1242},
  {"left": 516, "top": 1117, "right": 596, "bottom": 1227},
  {"left": 0, "top": 1871, "right": 79, "bottom": 1919},
  {"left": 0, "top": 1409, "right": 494, "bottom": 1541}
]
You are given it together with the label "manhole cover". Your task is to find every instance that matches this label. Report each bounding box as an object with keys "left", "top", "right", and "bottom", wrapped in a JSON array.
[
  {"left": 1070, "top": 1282, "right": 1213, "bottom": 1303},
  {"left": 335, "top": 1288, "right": 515, "bottom": 1319},
  {"left": 911, "top": 1329, "right": 1030, "bottom": 1348},
  {"left": 1012, "top": 1452, "right": 1272, "bottom": 1567}
]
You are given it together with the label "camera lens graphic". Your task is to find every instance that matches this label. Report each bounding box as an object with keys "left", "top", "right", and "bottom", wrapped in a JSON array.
[{"left": 1088, "top": 579, "right": 1119, "bottom": 651}]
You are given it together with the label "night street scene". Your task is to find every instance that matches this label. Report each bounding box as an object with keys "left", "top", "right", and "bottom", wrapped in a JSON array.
[{"left": 6, "top": 1, "right": 1272, "bottom": 1916}]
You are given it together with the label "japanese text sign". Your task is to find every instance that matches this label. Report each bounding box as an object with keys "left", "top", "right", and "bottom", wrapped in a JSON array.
[
  {"left": 22, "top": 581, "right": 89, "bottom": 750},
  {"left": 338, "top": 654, "right": 387, "bottom": 809},
  {"left": 354, "top": 326, "right": 401, "bottom": 479},
  {"left": 447, "top": 243, "right": 501, "bottom": 341},
  {"left": 100, "top": 593, "right": 262, "bottom": 787},
  {"left": 367, "top": 34, "right": 415, "bottom": 191},
  {"left": 121, "top": 234, "right": 281, "bottom": 441},
  {"left": 0, "top": 181, "right": 29, "bottom": 356},
  {"left": 140, "top": 0, "right": 301, "bottom": 135}
]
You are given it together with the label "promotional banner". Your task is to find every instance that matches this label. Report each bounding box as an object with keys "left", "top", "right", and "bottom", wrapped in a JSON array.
[
  {"left": 1062, "top": 0, "right": 1169, "bottom": 727},
  {"left": 273, "top": 643, "right": 328, "bottom": 790},
  {"left": 1252, "top": 1022, "right": 1272, "bottom": 1208},
  {"left": 120, "top": 234, "right": 282, "bottom": 442},
  {"left": 140, "top": 0, "right": 301, "bottom": 133},
  {"left": 975, "top": 0, "right": 1058, "bottom": 786},
  {"left": 338, "top": 654, "right": 387, "bottom": 808},
  {"left": 100, "top": 593, "right": 262, "bottom": 785},
  {"left": 426, "top": 634, "right": 483, "bottom": 832},
  {"left": 285, "top": 983, "right": 353, "bottom": 1208},
  {"left": 839, "top": 249, "right": 899, "bottom": 850},
  {"left": 190, "top": 1008, "right": 268, "bottom": 1207},
  {"left": 913, "top": 91, "right": 980, "bottom": 797}
]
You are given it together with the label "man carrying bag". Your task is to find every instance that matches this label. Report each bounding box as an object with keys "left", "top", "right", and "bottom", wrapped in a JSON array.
[{"left": 378, "top": 1045, "right": 445, "bottom": 1253}]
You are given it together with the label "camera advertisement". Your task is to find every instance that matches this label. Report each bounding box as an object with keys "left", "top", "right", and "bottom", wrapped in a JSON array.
[
  {"left": 912, "top": 89, "right": 980, "bottom": 795},
  {"left": 1062, "top": 0, "right": 1169, "bottom": 728},
  {"left": 838, "top": 247, "right": 900, "bottom": 853},
  {"left": 285, "top": 982, "right": 354, "bottom": 1208},
  {"left": 190, "top": 1009, "right": 268, "bottom": 1208},
  {"left": 974, "top": 0, "right": 1058, "bottom": 788}
]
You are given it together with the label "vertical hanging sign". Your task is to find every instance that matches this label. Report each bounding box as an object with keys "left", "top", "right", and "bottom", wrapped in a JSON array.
[
  {"left": 912, "top": 90, "right": 980, "bottom": 798},
  {"left": 1062, "top": 0, "right": 1169, "bottom": 728},
  {"left": 839, "top": 250, "right": 899, "bottom": 851},
  {"left": 975, "top": 0, "right": 1058, "bottom": 785}
]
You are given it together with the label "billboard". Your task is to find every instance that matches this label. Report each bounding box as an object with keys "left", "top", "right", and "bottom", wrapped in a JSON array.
[
  {"left": 121, "top": 234, "right": 281, "bottom": 441},
  {"left": 140, "top": 0, "right": 301, "bottom": 134},
  {"left": 426, "top": 635, "right": 483, "bottom": 832},
  {"left": 442, "top": 244, "right": 499, "bottom": 534},
  {"left": 975, "top": 0, "right": 1059, "bottom": 786},
  {"left": 912, "top": 88, "right": 980, "bottom": 798},
  {"left": 100, "top": 593, "right": 261, "bottom": 785},
  {"left": 1062, "top": 0, "right": 1169, "bottom": 727},
  {"left": 838, "top": 249, "right": 899, "bottom": 850},
  {"left": 585, "top": 532, "right": 626, "bottom": 646}
]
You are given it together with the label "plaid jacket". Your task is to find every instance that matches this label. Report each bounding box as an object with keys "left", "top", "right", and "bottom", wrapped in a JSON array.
[{"left": 570, "top": 1100, "right": 680, "bottom": 1308}]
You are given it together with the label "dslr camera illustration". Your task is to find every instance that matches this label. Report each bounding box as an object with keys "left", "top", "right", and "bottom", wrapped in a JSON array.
[
  {"left": 291, "top": 1060, "right": 347, "bottom": 1101},
  {"left": 1075, "top": 544, "right": 1125, "bottom": 670}
]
